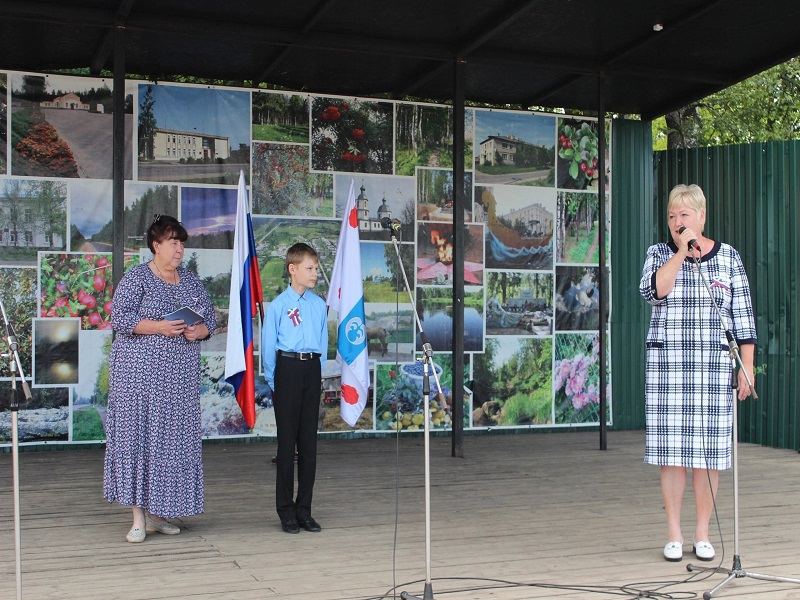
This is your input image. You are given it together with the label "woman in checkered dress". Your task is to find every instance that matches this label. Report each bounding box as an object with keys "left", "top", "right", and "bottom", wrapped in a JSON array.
[{"left": 640, "top": 184, "right": 756, "bottom": 562}]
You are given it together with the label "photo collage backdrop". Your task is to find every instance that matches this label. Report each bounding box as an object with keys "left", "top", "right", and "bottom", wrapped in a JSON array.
[{"left": 0, "top": 71, "right": 612, "bottom": 445}]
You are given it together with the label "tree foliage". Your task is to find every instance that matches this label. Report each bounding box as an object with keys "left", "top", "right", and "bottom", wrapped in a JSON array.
[
  {"left": 138, "top": 84, "right": 157, "bottom": 160},
  {"left": 90, "top": 185, "right": 177, "bottom": 248},
  {"left": 0, "top": 267, "right": 36, "bottom": 378},
  {"left": 382, "top": 242, "right": 415, "bottom": 292},
  {"left": 93, "top": 334, "right": 112, "bottom": 407},
  {"left": 654, "top": 57, "right": 800, "bottom": 149},
  {"left": 252, "top": 92, "right": 308, "bottom": 127}
]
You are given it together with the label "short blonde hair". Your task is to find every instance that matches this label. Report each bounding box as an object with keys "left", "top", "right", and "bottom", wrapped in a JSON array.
[{"left": 667, "top": 184, "right": 706, "bottom": 216}]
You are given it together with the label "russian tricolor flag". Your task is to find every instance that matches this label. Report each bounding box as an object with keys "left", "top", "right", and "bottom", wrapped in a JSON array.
[
  {"left": 225, "top": 170, "right": 263, "bottom": 429},
  {"left": 327, "top": 179, "right": 370, "bottom": 427}
]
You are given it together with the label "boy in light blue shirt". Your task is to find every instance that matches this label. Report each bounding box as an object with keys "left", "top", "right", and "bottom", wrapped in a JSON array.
[{"left": 261, "top": 243, "right": 328, "bottom": 534}]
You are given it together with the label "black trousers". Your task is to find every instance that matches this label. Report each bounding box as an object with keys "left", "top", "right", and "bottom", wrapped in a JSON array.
[{"left": 273, "top": 353, "right": 321, "bottom": 520}]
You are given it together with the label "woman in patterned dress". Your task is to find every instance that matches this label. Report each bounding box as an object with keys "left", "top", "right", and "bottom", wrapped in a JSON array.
[
  {"left": 640, "top": 184, "right": 756, "bottom": 562},
  {"left": 103, "top": 215, "right": 217, "bottom": 543}
]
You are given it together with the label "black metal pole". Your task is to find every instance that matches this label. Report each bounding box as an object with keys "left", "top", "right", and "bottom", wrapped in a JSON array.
[
  {"left": 597, "top": 73, "right": 608, "bottom": 451},
  {"left": 451, "top": 57, "right": 466, "bottom": 458},
  {"left": 112, "top": 25, "right": 126, "bottom": 291}
]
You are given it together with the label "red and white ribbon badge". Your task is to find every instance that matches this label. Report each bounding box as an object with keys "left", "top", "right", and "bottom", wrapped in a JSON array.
[{"left": 287, "top": 307, "right": 302, "bottom": 326}]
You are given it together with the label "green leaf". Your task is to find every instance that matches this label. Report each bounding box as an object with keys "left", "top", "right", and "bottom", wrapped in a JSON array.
[{"left": 569, "top": 161, "right": 579, "bottom": 179}]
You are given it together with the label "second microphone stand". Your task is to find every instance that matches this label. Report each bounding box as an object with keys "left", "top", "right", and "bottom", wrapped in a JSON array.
[
  {"left": 1, "top": 299, "right": 32, "bottom": 600},
  {"left": 683, "top": 248, "right": 800, "bottom": 598},
  {"left": 382, "top": 222, "right": 444, "bottom": 600}
]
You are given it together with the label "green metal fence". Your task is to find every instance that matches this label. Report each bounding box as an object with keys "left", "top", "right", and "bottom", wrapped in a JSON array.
[{"left": 612, "top": 119, "right": 800, "bottom": 450}]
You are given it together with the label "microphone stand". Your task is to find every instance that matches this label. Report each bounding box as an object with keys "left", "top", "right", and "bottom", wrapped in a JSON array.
[
  {"left": 382, "top": 220, "right": 443, "bottom": 600},
  {"left": 0, "top": 299, "right": 32, "bottom": 600},
  {"left": 683, "top": 248, "right": 800, "bottom": 598}
]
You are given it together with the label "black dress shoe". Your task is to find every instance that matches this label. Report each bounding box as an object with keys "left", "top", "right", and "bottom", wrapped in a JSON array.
[
  {"left": 297, "top": 515, "right": 321, "bottom": 532},
  {"left": 281, "top": 517, "right": 300, "bottom": 534}
]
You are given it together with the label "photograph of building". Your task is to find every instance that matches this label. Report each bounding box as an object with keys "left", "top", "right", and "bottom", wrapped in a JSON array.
[{"left": 152, "top": 128, "right": 230, "bottom": 162}]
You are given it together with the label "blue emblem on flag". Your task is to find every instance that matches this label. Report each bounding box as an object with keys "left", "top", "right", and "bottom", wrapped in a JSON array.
[{"left": 338, "top": 299, "right": 367, "bottom": 364}]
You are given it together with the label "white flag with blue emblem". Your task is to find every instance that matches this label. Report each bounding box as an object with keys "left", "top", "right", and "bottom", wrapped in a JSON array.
[{"left": 327, "top": 179, "right": 369, "bottom": 427}]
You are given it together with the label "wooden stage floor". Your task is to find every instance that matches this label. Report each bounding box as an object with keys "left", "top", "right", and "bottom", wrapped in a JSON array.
[{"left": 2, "top": 430, "right": 800, "bottom": 599}]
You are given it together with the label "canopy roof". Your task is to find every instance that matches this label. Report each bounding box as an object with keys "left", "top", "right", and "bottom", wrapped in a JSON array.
[{"left": 2, "top": 0, "right": 800, "bottom": 119}]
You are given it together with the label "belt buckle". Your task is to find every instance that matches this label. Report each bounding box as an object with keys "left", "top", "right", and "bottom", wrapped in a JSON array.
[{"left": 299, "top": 352, "right": 310, "bottom": 360}]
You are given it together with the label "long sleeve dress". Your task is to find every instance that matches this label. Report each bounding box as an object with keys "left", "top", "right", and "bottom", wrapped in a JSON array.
[
  {"left": 103, "top": 262, "right": 217, "bottom": 517},
  {"left": 640, "top": 241, "right": 756, "bottom": 470}
]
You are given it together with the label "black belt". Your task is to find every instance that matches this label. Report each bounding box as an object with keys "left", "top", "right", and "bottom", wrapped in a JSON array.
[{"left": 277, "top": 350, "right": 321, "bottom": 361}]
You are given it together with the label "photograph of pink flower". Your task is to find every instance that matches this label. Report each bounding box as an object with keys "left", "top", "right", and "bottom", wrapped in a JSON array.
[{"left": 553, "top": 332, "right": 610, "bottom": 424}]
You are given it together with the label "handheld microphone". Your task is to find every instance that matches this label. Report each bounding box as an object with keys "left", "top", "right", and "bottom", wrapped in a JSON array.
[
  {"left": 381, "top": 217, "right": 402, "bottom": 232},
  {"left": 677, "top": 226, "right": 700, "bottom": 252}
]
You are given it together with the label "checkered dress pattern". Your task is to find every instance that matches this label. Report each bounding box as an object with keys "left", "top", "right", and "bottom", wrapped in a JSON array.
[{"left": 640, "top": 241, "right": 756, "bottom": 470}]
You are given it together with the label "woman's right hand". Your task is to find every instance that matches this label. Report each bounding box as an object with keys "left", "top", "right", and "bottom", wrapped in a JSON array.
[
  {"left": 675, "top": 226, "right": 698, "bottom": 254},
  {"left": 161, "top": 319, "right": 187, "bottom": 337}
]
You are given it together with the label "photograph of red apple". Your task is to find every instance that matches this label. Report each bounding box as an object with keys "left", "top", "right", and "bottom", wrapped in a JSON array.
[{"left": 39, "top": 252, "right": 139, "bottom": 330}]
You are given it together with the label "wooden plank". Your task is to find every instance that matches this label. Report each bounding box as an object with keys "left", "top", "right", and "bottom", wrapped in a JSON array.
[{"left": 2, "top": 430, "right": 800, "bottom": 599}]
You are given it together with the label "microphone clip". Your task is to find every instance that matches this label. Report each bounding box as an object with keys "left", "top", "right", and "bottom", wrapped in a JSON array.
[{"left": 381, "top": 217, "right": 402, "bottom": 233}]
